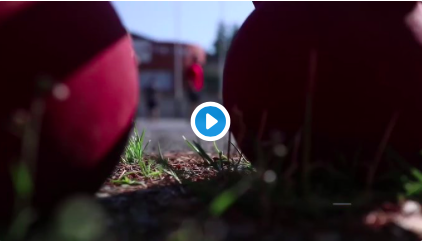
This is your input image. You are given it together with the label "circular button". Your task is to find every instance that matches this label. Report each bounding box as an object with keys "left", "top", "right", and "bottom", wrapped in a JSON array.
[{"left": 190, "top": 102, "right": 231, "bottom": 141}]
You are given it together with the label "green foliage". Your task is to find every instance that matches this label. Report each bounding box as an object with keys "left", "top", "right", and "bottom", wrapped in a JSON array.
[
  {"left": 403, "top": 168, "right": 422, "bottom": 197},
  {"left": 212, "top": 22, "right": 227, "bottom": 57},
  {"left": 139, "top": 159, "right": 163, "bottom": 178},
  {"left": 55, "top": 197, "right": 107, "bottom": 240},
  {"left": 209, "top": 190, "right": 236, "bottom": 217},
  {"left": 183, "top": 136, "right": 250, "bottom": 173},
  {"left": 156, "top": 143, "right": 182, "bottom": 184},
  {"left": 209, "top": 175, "right": 253, "bottom": 217},
  {"left": 111, "top": 175, "right": 145, "bottom": 186},
  {"left": 113, "top": 128, "right": 165, "bottom": 185},
  {"left": 123, "top": 129, "right": 150, "bottom": 164},
  {"left": 5, "top": 162, "right": 35, "bottom": 240},
  {"left": 211, "top": 22, "right": 239, "bottom": 58},
  {"left": 10, "top": 162, "right": 33, "bottom": 200},
  {"left": 111, "top": 159, "right": 163, "bottom": 186},
  {"left": 183, "top": 136, "right": 220, "bottom": 171}
]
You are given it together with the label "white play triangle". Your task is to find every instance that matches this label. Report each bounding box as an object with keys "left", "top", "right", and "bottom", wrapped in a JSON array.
[{"left": 206, "top": 113, "right": 218, "bottom": 130}]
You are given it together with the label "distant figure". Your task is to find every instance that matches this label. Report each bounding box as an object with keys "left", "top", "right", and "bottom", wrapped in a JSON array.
[
  {"left": 145, "top": 78, "right": 159, "bottom": 119},
  {"left": 186, "top": 57, "right": 204, "bottom": 115}
]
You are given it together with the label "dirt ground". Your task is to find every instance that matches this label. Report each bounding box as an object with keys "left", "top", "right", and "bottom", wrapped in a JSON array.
[{"left": 95, "top": 154, "right": 422, "bottom": 240}]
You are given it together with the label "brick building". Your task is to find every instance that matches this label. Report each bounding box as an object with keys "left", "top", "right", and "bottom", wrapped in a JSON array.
[
  {"left": 131, "top": 33, "right": 206, "bottom": 93},
  {"left": 131, "top": 33, "right": 207, "bottom": 117}
]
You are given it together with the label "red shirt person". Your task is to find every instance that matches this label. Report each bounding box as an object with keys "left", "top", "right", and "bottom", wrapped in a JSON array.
[
  {"left": 186, "top": 59, "right": 204, "bottom": 92},
  {"left": 186, "top": 58, "right": 204, "bottom": 108}
]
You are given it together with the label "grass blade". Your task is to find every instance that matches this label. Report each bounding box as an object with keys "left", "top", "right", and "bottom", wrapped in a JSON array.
[
  {"left": 193, "top": 141, "right": 213, "bottom": 164},
  {"left": 138, "top": 129, "right": 145, "bottom": 158},
  {"left": 209, "top": 176, "right": 253, "bottom": 217},
  {"left": 230, "top": 141, "right": 246, "bottom": 171},
  {"left": 143, "top": 139, "right": 151, "bottom": 154},
  {"left": 183, "top": 136, "right": 200, "bottom": 153},
  {"left": 411, "top": 168, "right": 422, "bottom": 182},
  {"left": 156, "top": 143, "right": 182, "bottom": 184},
  {"left": 213, "top": 141, "right": 221, "bottom": 154}
]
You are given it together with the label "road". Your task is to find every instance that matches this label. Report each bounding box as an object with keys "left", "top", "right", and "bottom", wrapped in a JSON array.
[{"left": 135, "top": 118, "right": 234, "bottom": 154}]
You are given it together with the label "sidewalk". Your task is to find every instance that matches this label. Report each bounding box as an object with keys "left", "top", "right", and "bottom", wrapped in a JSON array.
[{"left": 135, "top": 118, "right": 234, "bottom": 154}]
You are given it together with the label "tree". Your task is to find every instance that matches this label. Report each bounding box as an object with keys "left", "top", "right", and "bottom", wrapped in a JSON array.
[
  {"left": 204, "top": 23, "right": 241, "bottom": 95},
  {"left": 211, "top": 23, "right": 240, "bottom": 59},
  {"left": 212, "top": 22, "right": 228, "bottom": 58},
  {"left": 227, "top": 24, "right": 240, "bottom": 50}
]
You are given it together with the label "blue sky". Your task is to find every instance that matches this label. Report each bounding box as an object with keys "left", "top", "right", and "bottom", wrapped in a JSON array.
[{"left": 112, "top": 1, "right": 254, "bottom": 52}]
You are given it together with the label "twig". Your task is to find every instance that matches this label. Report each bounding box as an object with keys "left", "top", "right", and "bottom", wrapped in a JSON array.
[
  {"left": 231, "top": 141, "right": 245, "bottom": 170},
  {"left": 367, "top": 111, "right": 400, "bottom": 188},
  {"left": 227, "top": 129, "right": 232, "bottom": 166},
  {"left": 118, "top": 169, "right": 127, "bottom": 180},
  {"left": 284, "top": 130, "right": 302, "bottom": 179}
]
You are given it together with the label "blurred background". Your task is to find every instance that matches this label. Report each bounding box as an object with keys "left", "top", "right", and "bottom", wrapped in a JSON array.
[{"left": 111, "top": 1, "right": 254, "bottom": 152}]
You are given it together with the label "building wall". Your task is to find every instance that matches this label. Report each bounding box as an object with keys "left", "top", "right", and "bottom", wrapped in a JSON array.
[
  {"left": 132, "top": 35, "right": 206, "bottom": 92},
  {"left": 131, "top": 33, "right": 208, "bottom": 117}
]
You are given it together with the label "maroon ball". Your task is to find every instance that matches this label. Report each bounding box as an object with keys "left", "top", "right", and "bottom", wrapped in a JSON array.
[
  {"left": 223, "top": 2, "right": 422, "bottom": 174},
  {"left": 0, "top": 2, "right": 138, "bottom": 222}
]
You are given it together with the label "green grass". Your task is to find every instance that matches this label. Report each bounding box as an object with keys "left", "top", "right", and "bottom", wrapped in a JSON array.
[
  {"left": 122, "top": 129, "right": 150, "bottom": 164},
  {"left": 156, "top": 143, "right": 182, "bottom": 184},
  {"left": 182, "top": 136, "right": 251, "bottom": 174},
  {"left": 402, "top": 167, "right": 422, "bottom": 198},
  {"left": 112, "top": 129, "right": 164, "bottom": 185},
  {"left": 138, "top": 159, "right": 164, "bottom": 178},
  {"left": 112, "top": 131, "right": 185, "bottom": 186},
  {"left": 111, "top": 174, "right": 145, "bottom": 186}
]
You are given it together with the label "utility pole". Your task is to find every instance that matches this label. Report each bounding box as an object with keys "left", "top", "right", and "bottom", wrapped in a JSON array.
[
  {"left": 217, "top": 1, "right": 225, "bottom": 101},
  {"left": 173, "top": 1, "right": 184, "bottom": 117}
]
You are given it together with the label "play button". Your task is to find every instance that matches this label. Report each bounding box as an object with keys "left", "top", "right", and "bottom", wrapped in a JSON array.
[
  {"left": 206, "top": 113, "right": 218, "bottom": 130},
  {"left": 191, "top": 102, "right": 231, "bottom": 141}
]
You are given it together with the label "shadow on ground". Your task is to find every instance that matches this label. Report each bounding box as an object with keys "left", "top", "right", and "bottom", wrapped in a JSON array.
[{"left": 98, "top": 176, "right": 420, "bottom": 240}]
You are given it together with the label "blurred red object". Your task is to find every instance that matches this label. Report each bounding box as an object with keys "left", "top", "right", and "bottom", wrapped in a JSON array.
[
  {"left": 187, "top": 63, "right": 204, "bottom": 92},
  {"left": 0, "top": 2, "right": 138, "bottom": 223},
  {"left": 224, "top": 2, "right": 422, "bottom": 174}
]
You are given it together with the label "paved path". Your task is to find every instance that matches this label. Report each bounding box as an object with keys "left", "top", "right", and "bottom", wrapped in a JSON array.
[{"left": 135, "top": 118, "right": 234, "bottom": 154}]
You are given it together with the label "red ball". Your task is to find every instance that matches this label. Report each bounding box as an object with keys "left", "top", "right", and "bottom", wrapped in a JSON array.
[
  {"left": 223, "top": 2, "right": 422, "bottom": 172},
  {"left": 0, "top": 2, "right": 138, "bottom": 221}
]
